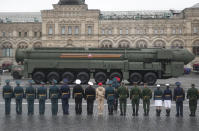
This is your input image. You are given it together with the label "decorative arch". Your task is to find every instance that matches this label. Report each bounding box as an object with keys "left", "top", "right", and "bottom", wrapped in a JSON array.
[
  {"left": 1, "top": 41, "right": 13, "bottom": 49},
  {"left": 135, "top": 40, "right": 148, "bottom": 48},
  {"left": 153, "top": 40, "right": 166, "bottom": 48},
  {"left": 17, "top": 41, "right": 28, "bottom": 49},
  {"left": 171, "top": 39, "right": 184, "bottom": 49},
  {"left": 100, "top": 39, "right": 114, "bottom": 48},
  {"left": 117, "top": 40, "right": 130, "bottom": 48},
  {"left": 33, "top": 42, "right": 42, "bottom": 48},
  {"left": 192, "top": 40, "right": 199, "bottom": 56}
]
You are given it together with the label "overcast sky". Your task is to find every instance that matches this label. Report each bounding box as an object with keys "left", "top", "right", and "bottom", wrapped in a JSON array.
[{"left": 0, "top": 0, "right": 198, "bottom": 12}]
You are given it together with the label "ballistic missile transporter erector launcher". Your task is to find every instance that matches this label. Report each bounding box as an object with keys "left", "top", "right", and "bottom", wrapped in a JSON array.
[{"left": 14, "top": 47, "right": 195, "bottom": 85}]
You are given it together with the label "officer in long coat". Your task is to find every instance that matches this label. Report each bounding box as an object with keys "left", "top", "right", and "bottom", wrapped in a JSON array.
[
  {"left": 85, "top": 82, "right": 96, "bottom": 115},
  {"left": 14, "top": 81, "right": 24, "bottom": 115},
  {"left": 25, "top": 80, "right": 36, "bottom": 115},
  {"left": 37, "top": 82, "right": 47, "bottom": 115},
  {"left": 117, "top": 82, "right": 129, "bottom": 116},
  {"left": 173, "top": 82, "right": 185, "bottom": 117},
  {"left": 49, "top": 79, "right": 60, "bottom": 115},
  {"left": 60, "top": 79, "right": 71, "bottom": 115},
  {"left": 154, "top": 84, "right": 163, "bottom": 116},
  {"left": 96, "top": 82, "right": 105, "bottom": 115},
  {"left": 3, "top": 80, "right": 13, "bottom": 115},
  {"left": 130, "top": 82, "right": 141, "bottom": 116},
  {"left": 141, "top": 83, "right": 152, "bottom": 116},
  {"left": 163, "top": 84, "right": 172, "bottom": 116},
  {"left": 105, "top": 80, "right": 115, "bottom": 115},
  {"left": 112, "top": 77, "right": 120, "bottom": 112},
  {"left": 187, "top": 84, "right": 199, "bottom": 116},
  {"left": 73, "top": 79, "right": 84, "bottom": 115}
]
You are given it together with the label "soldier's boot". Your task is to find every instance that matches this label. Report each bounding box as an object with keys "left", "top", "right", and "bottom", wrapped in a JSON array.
[
  {"left": 146, "top": 110, "right": 149, "bottom": 116},
  {"left": 168, "top": 109, "right": 170, "bottom": 116},
  {"left": 156, "top": 109, "right": 159, "bottom": 116},
  {"left": 132, "top": 108, "right": 135, "bottom": 116},
  {"left": 136, "top": 109, "right": 139, "bottom": 116},
  {"left": 159, "top": 110, "right": 161, "bottom": 116},
  {"left": 120, "top": 110, "right": 123, "bottom": 116},
  {"left": 193, "top": 112, "right": 196, "bottom": 117}
]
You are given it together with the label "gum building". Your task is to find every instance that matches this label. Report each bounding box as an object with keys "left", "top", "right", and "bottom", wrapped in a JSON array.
[{"left": 0, "top": 0, "right": 199, "bottom": 65}]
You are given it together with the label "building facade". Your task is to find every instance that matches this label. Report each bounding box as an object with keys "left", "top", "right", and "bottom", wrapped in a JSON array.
[{"left": 0, "top": 0, "right": 199, "bottom": 65}]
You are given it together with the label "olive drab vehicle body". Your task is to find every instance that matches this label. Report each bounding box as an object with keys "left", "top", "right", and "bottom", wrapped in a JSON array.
[{"left": 14, "top": 47, "right": 195, "bottom": 85}]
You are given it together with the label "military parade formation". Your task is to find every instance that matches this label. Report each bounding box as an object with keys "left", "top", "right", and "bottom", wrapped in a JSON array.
[{"left": 2, "top": 77, "right": 199, "bottom": 118}]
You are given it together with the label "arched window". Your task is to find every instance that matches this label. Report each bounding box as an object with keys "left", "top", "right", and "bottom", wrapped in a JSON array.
[
  {"left": 171, "top": 40, "right": 184, "bottom": 49},
  {"left": 101, "top": 40, "right": 113, "bottom": 48},
  {"left": 193, "top": 40, "right": 199, "bottom": 56},
  {"left": 136, "top": 40, "right": 148, "bottom": 48},
  {"left": 153, "top": 40, "right": 166, "bottom": 48},
  {"left": 1, "top": 42, "right": 13, "bottom": 57},
  {"left": 18, "top": 42, "right": 28, "bottom": 49},
  {"left": 118, "top": 40, "right": 130, "bottom": 48}
]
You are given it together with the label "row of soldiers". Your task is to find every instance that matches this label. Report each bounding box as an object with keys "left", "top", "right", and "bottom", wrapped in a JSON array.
[{"left": 2, "top": 78, "right": 199, "bottom": 117}]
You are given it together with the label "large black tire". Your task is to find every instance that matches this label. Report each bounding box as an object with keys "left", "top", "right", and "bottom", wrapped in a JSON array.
[
  {"left": 47, "top": 72, "right": 60, "bottom": 83},
  {"left": 94, "top": 72, "right": 107, "bottom": 84},
  {"left": 13, "top": 71, "right": 22, "bottom": 79},
  {"left": 129, "top": 72, "right": 142, "bottom": 84},
  {"left": 62, "top": 72, "right": 75, "bottom": 84},
  {"left": 109, "top": 72, "right": 122, "bottom": 82},
  {"left": 144, "top": 72, "right": 157, "bottom": 85},
  {"left": 77, "top": 72, "right": 90, "bottom": 84},
  {"left": 33, "top": 72, "right": 45, "bottom": 84}
]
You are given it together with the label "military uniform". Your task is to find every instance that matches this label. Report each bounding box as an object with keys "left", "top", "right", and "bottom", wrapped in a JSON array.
[
  {"left": 3, "top": 80, "right": 13, "bottom": 115},
  {"left": 163, "top": 84, "right": 172, "bottom": 116},
  {"left": 130, "top": 84, "right": 141, "bottom": 116},
  {"left": 60, "top": 79, "right": 71, "bottom": 115},
  {"left": 25, "top": 80, "right": 36, "bottom": 115},
  {"left": 49, "top": 80, "right": 60, "bottom": 115},
  {"left": 154, "top": 85, "right": 163, "bottom": 116},
  {"left": 105, "top": 81, "right": 115, "bottom": 115},
  {"left": 173, "top": 82, "right": 185, "bottom": 117},
  {"left": 112, "top": 77, "right": 120, "bottom": 111},
  {"left": 96, "top": 83, "right": 105, "bottom": 115},
  {"left": 14, "top": 81, "right": 24, "bottom": 115},
  {"left": 141, "top": 84, "right": 152, "bottom": 116},
  {"left": 73, "top": 79, "right": 84, "bottom": 115},
  {"left": 117, "top": 83, "right": 129, "bottom": 116},
  {"left": 85, "top": 82, "right": 96, "bottom": 115},
  {"left": 37, "top": 82, "right": 47, "bottom": 115},
  {"left": 187, "top": 84, "right": 199, "bottom": 116}
]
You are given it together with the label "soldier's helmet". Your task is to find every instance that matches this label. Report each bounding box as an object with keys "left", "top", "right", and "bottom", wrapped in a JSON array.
[
  {"left": 63, "top": 78, "right": 68, "bottom": 84},
  {"left": 75, "top": 79, "right": 81, "bottom": 85},
  {"left": 175, "top": 82, "right": 181, "bottom": 86},
  {"left": 5, "top": 79, "right": 10, "bottom": 83},
  {"left": 191, "top": 84, "right": 195, "bottom": 87},
  {"left": 157, "top": 84, "right": 161, "bottom": 88},
  {"left": 88, "top": 81, "right": 94, "bottom": 86}
]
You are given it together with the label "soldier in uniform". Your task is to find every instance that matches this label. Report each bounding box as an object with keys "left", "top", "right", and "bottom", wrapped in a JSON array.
[
  {"left": 173, "top": 82, "right": 185, "bottom": 117},
  {"left": 112, "top": 77, "right": 120, "bottom": 112},
  {"left": 163, "top": 84, "right": 172, "bottom": 116},
  {"left": 14, "top": 81, "right": 24, "bottom": 115},
  {"left": 117, "top": 82, "right": 129, "bottom": 116},
  {"left": 154, "top": 84, "right": 163, "bottom": 116},
  {"left": 96, "top": 82, "right": 105, "bottom": 115},
  {"left": 25, "top": 80, "right": 36, "bottom": 115},
  {"left": 130, "top": 82, "right": 141, "bottom": 116},
  {"left": 73, "top": 79, "right": 84, "bottom": 115},
  {"left": 37, "top": 82, "right": 47, "bottom": 115},
  {"left": 187, "top": 84, "right": 199, "bottom": 116},
  {"left": 49, "top": 79, "right": 60, "bottom": 115},
  {"left": 85, "top": 82, "right": 96, "bottom": 115},
  {"left": 141, "top": 83, "right": 152, "bottom": 116},
  {"left": 105, "top": 80, "right": 115, "bottom": 115},
  {"left": 60, "top": 78, "right": 71, "bottom": 115},
  {"left": 3, "top": 80, "right": 13, "bottom": 115}
]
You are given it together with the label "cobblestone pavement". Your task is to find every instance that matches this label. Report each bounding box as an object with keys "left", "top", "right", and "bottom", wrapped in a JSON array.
[{"left": 0, "top": 73, "right": 198, "bottom": 131}]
